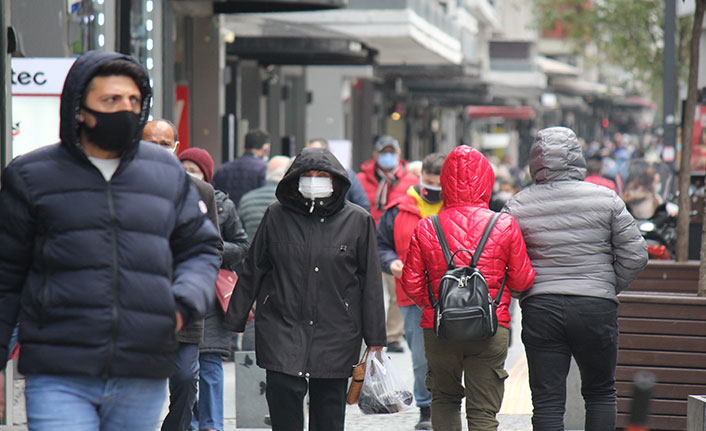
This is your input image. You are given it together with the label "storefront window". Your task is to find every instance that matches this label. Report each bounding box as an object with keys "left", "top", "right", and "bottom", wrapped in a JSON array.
[
  {"left": 68, "top": 0, "right": 108, "bottom": 53},
  {"left": 129, "top": 0, "right": 155, "bottom": 73},
  {"left": 129, "top": 0, "right": 162, "bottom": 117}
]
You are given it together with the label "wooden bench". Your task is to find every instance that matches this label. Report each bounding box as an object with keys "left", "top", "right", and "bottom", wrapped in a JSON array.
[
  {"left": 616, "top": 289, "right": 706, "bottom": 430},
  {"left": 626, "top": 261, "right": 699, "bottom": 294}
]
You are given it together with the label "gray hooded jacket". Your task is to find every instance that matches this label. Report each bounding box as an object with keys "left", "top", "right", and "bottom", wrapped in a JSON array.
[{"left": 503, "top": 127, "right": 648, "bottom": 303}]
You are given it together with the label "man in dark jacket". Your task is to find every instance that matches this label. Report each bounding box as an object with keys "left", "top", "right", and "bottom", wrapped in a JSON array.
[
  {"left": 503, "top": 127, "right": 648, "bottom": 431},
  {"left": 224, "top": 148, "right": 386, "bottom": 431},
  {"left": 212, "top": 129, "right": 270, "bottom": 207},
  {"left": 358, "top": 135, "right": 418, "bottom": 352},
  {"left": 172, "top": 148, "right": 250, "bottom": 431},
  {"left": 0, "top": 51, "right": 220, "bottom": 430},
  {"left": 238, "top": 155, "right": 291, "bottom": 244},
  {"left": 377, "top": 152, "right": 446, "bottom": 430},
  {"left": 142, "top": 124, "right": 220, "bottom": 431},
  {"left": 305, "top": 138, "right": 370, "bottom": 212}
]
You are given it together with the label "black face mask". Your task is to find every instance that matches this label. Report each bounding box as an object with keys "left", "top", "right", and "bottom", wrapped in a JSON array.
[
  {"left": 81, "top": 106, "right": 140, "bottom": 153},
  {"left": 419, "top": 184, "right": 442, "bottom": 204}
]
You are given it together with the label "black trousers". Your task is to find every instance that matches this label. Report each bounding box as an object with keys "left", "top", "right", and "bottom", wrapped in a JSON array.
[
  {"left": 521, "top": 294, "right": 618, "bottom": 431},
  {"left": 265, "top": 370, "right": 348, "bottom": 431},
  {"left": 161, "top": 342, "right": 200, "bottom": 431}
]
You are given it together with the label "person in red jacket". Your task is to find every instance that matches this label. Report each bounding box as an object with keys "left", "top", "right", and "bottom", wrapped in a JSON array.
[
  {"left": 358, "top": 135, "right": 419, "bottom": 224},
  {"left": 377, "top": 152, "right": 446, "bottom": 430},
  {"left": 401, "top": 145, "right": 535, "bottom": 431},
  {"left": 584, "top": 156, "right": 617, "bottom": 192},
  {"left": 358, "top": 135, "right": 419, "bottom": 352}
]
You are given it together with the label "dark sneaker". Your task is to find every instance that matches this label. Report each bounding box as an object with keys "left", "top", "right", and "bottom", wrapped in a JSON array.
[
  {"left": 415, "top": 406, "right": 432, "bottom": 430},
  {"left": 386, "top": 341, "right": 404, "bottom": 353}
]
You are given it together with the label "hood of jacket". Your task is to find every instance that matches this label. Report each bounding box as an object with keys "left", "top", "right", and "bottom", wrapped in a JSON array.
[
  {"left": 529, "top": 127, "right": 586, "bottom": 184},
  {"left": 441, "top": 145, "right": 494, "bottom": 208},
  {"left": 59, "top": 50, "right": 152, "bottom": 161},
  {"left": 276, "top": 148, "right": 351, "bottom": 216}
]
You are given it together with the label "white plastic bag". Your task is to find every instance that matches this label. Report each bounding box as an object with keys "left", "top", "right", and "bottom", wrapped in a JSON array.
[{"left": 357, "top": 350, "right": 413, "bottom": 414}]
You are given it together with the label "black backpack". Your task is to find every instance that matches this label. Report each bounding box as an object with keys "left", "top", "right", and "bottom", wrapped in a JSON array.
[{"left": 426, "top": 213, "right": 507, "bottom": 341}]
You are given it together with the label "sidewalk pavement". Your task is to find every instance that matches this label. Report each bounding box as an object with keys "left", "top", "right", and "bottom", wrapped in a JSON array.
[
  {"left": 222, "top": 299, "right": 533, "bottom": 431},
  {"left": 4, "top": 304, "right": 533, "bottom": 431}
]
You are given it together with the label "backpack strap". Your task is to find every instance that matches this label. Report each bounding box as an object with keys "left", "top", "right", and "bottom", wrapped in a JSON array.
[
  {"left": 470, "top": 212, "right": 502, "bottom": 268},
  {"left": 472, "top": 212, "right": 508, "bottom": 306},
  {"left": 431, "top": 215, "right": 454, "bottom": 270},
  {"left": 493, "top": 267, "right": 508, "bottom": 306},
  {"left": 425, "top": 270, "right": 437, "bottom": 309}
]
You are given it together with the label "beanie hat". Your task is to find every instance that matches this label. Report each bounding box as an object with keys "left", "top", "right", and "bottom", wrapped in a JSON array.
[{"left": 179, "top": 147, "right": 214, "bottom": 182}]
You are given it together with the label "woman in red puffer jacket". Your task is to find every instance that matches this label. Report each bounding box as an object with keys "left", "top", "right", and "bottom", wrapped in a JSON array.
[{"left": 401, "top": 145, "right": 535, "bottom": 431}]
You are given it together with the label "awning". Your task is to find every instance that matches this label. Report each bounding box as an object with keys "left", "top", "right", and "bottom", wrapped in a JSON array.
[
  {"left": 613, "top": 95, "right": 656, "bottom": 109},
  {"left": 536, "top": 56, "right": 579, "bottom": 76},
  {"left": 466, "top": 105, "right": 535, "bottom": 119},
  {"left": 225, "top": 16, "right": 376, "bottom": 65},
  {"left": 377, "top": 64, "right": 488, "bottom": 105},
  {"left": 214, "top": 0, "right": 345, "bottom": 13},
  {"left": 550, "top": 76, "right": 624, "bottom": 97}
]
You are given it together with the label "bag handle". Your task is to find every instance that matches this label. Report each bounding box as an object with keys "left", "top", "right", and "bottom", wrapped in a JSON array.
[{"left": 356, "top": 347, "right": 370, "bottom": 367}]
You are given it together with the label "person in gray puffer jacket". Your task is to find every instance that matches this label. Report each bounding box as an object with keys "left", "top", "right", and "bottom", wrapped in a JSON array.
[{"left": 503, "top": 126, "right": 647, "bottom": 431}]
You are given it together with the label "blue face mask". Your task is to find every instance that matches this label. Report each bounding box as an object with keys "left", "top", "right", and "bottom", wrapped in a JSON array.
[{"left": 377, "top": 153, "right": 398, "bottom": 170}]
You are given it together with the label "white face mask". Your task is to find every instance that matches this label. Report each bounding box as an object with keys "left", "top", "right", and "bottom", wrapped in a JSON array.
[
  {"left": 299, "top": 176, "right": 333, "bottom": 199},
  {"left": 186, "top": 170, "right": 204, "bottom": 181}
]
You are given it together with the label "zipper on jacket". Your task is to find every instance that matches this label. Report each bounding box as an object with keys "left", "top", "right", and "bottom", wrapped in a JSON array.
[
  {"left": 102, "top": 183, "right": 120, "bottom": 378},
  {"left": 38, "top": 237, "right": 49, "bottom": 328},
  {"left": 301, "top": 217, "right": 317, "bottom": 374}
]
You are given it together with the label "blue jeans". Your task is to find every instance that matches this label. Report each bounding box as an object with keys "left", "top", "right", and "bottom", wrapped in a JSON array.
[
  {"left": 25, "top": 374, "right": 167, "bottom": 431},
  {"left": 191, "top": 353, "right": 224, "bottom": 431},
  {"left": 521, "top": 294, "right": 618, "bottom": 431},
  {"left": 400, "top": 305, "right": 431, "bottom": 407}
]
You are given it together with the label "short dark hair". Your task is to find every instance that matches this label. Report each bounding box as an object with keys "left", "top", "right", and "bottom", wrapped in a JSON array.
[
  {"left": 307, "top": 138, "right": 329, "bottom": 151},
  {"left": 586, "top": 157, "right": 603, "bottom": 175},
  {"left": 83, "top": 58, "right": 150, "bottom": 104},
  {"left": 422, "top": 153, "right": 445, "bottom": 176},
  {"left": 245, "top": 129, "right": 271, "bottom": 150}
]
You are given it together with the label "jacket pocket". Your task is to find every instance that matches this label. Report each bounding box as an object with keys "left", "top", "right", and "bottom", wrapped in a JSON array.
[{"left": 342, "top": 296, "right": 360, "bottom": 333}]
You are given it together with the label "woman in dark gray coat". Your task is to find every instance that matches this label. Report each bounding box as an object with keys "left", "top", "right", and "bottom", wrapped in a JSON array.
[
  {"left": 225, "top": 148, "right": 386, "bottom": 431},
  {"left": 503, "top": 127, "right": 648, "bottom": 431}
]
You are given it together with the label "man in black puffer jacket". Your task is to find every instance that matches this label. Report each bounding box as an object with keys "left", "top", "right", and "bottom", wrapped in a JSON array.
[{"left": 0, "top": 50, "right": 220, "bottom": 431}]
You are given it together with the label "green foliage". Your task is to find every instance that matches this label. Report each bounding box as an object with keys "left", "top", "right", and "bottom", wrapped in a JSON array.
[{"left": 533, "top": 0, "right": 692, "bottom": 99}]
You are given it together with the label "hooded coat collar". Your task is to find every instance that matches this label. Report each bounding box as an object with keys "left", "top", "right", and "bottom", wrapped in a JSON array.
[
  {"left": 276, "top": 148, "right": 351, "bottom": 217},
  {"left": 59, "top": 50, "right": 152, "bottom": 163},
  {"left": 529, "top": 127, "right": 586, "bottom": 184},
  {"left": 441, "top": 145, "right": 494, "bottom": 209}
]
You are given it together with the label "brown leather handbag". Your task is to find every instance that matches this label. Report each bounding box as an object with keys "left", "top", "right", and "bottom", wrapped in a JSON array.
[{"left": 346, "top": 347, "right": 370, "bottom": 405}]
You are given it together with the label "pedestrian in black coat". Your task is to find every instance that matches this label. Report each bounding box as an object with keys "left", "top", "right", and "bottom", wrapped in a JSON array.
[{"left": 224, "top": 148, "right": 386, "bottom": 431}]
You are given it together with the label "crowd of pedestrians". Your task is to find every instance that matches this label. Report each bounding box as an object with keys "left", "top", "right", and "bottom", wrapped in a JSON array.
[{"left": 0, "top": 50, "right": 652, "bottom": 431}]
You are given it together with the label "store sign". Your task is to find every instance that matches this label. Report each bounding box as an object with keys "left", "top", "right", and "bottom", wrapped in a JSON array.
[
  {"left": 11, "top": 58, "right": 75, "bottom": 159},
  {"left": 11, "top": 58, "right": 75, "bottom": 95}
]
